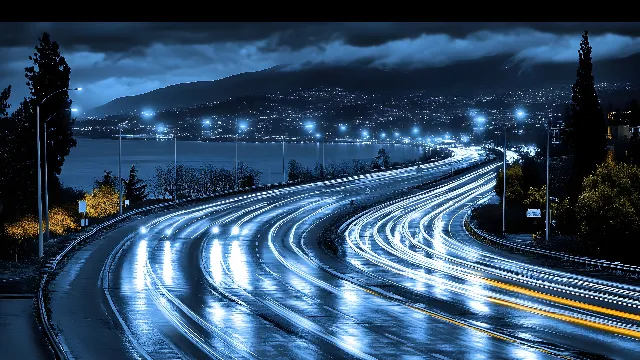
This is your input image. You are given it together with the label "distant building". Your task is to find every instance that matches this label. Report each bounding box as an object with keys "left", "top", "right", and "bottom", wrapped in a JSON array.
[
  {"left": 607, "top": 125, "right": 640, "bottom": 140},
  {"left": 607, "top": 111, "right": 632, "bottom": 125}
]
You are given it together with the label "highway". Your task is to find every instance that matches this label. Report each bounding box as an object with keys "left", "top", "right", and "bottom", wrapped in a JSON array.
[{"left": 48, "top": 147, "right": 640, "bottom": 359}]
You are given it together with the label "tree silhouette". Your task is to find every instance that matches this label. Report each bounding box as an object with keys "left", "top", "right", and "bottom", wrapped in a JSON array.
[
  {"left": 0, "top": 86, "right": 12, "bottom": 221},
  {"left": 566, "top": 31, "right": 606, "bottom": 198},
  {"left": 95, "top": 170, "right": 118, "bottom": 189},
  {"left": 25, "top": 32, "right": 76, "bottom": 206},
  {"left": 374, "top": 148, "right": 391, "bottom": 169},
  {"left": 0, "top": 93, "right": 38, "bottom": 219},
  {"left": 124, "top": 165, "right": 148, "bottom": 203}
]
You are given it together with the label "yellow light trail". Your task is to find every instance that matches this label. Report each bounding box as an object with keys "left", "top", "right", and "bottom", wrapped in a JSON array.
[
  {"left": 480, "top": 277, "right": 640, "bottom": 322},
  {"left": 358, "top": 284, "right": 571, "bottom": 358},
  {"left": 488, "top": 297, "right": 640, "bottom": 339}
]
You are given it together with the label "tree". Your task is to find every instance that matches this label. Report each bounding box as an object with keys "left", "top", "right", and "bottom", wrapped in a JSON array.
[
  {"left": 95, "top": 170, "right": 118, "bottom": 189},
  {"left": 0, "top": 86, "right": 12, "bottom": 222},
  {"left": 495, "top": 164, "right": 525, "bottom": 205},
  {"left": 124, "top": 165, "right": 147, "bottom": 203},
  {"left": 287, "top": 159, "right": 312, "bottom": 182},
  {"left": 1, "top": 100, "right": 37, "bottom": 218},
  {"left": 566, "top": 31, "right": 606, "bottom": 199},
  {"left": 374, "top": 148, "right": 391, "bottom": 169},
  {"left": 84, "top": 185, "right": 120, "bottom": 218},
  {"left": 520, "top": 154, "right": 543, "bottom": 192},
  {"left": 24, "top": 32, "right": 76, "bottom": 208},
  {"left": 236, "top": 162, "right": 261, "bottom": 188},
  {"left": 575, "top": 153, "right": 640, "bottom": 258}
]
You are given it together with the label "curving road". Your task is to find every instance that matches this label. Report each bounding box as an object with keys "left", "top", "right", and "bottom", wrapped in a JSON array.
[{"left": 48, "top": 147, "right": 640, "bottom": 359}]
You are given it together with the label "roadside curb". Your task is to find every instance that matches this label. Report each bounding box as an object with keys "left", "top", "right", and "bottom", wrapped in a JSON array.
[
  {"left": 0, "top": 294, "right": 36, "bottom": 299},
  {"left": 463, "top": 197, "right": 640, "bottom": 278}
]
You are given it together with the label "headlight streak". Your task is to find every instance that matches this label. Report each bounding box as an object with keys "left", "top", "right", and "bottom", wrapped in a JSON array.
[
  {"left": 424, "top": 201, "right": 640, "bottom": 306},
  {"left": 344, "top": 183, "right": 579, "bottom": 356},
  {"left": 199, "top": 198, "right": 379, "bottom": 360},
  {"left": 143, "top": 239, "right": 259, "bottom": 359},
  {"left": 346, "top": 165, "right": 640, "bottom": 342},
  {"left": 111, "top": 148, "right": 486, "bottom": 359}
]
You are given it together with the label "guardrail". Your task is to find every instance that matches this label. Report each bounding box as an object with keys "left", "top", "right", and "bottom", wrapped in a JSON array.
[
  {"left": 37, "top": 154, "right": 455, "bottom": 359},
  {"left": 463, "top": 197, "right": 640, "bottom": 277}
]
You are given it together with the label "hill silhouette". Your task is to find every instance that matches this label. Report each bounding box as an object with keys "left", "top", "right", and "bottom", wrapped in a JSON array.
[{"left": 87, "top": 54, "right": 640, "bottom": 117}]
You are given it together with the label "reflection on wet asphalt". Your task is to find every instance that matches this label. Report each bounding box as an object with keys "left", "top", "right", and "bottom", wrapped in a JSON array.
[{"left": 53, "top": 148, "right": 640, "bottom": 359}]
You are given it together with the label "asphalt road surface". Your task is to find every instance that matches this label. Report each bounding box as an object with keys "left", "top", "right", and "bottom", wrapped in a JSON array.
[{"left": 48, "top": 147, "right": 640, "bottom": 359}]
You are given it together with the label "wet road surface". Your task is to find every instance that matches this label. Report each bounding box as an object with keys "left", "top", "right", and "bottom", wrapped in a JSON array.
[{"left": 49, "top": 147, "right": 640, "bottom": 359}]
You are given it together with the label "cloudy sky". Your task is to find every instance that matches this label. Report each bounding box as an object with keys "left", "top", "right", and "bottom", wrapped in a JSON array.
[{"left": 1, "top": 22, "right": 640, "bottom": 111}]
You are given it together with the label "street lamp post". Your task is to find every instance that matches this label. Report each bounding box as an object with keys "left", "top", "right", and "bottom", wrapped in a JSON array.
[
  {"left": 174, "top": 131, "right": 177, "bottom": 203},
  {"left": 502, "top": 130, "right": 507, "bottom": 234},
  {"left": 282, "top": 134, "right": 286, "bottom": 183},
  {"left": 118, "top": 125, "right": 123, "bottom": 215},
  {"left": 44, "top": 108, "right": 77, "bottom": 242},
  {"left": 322, "top": 134, "right": 325, "bottom": 175},
  {"left": 36, "top": 87, "right": 81, "bottom": 258},
  {"left": 503, "top": 110, "right": 526, "bottom": 235},
  {"left": 235, "top": 120, "right": 247, "bottom": 190},
  {"left": 545, "top": 119, "right": 551, "bottom": 242}
]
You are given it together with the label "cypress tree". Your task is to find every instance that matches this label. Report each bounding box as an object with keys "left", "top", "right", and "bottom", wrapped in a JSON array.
[
  {"left": 567, "top": 30, "right": 606, "bottom": 197},
  {"left": 125, "top": 165, "right": 148, "bottom": 203}
]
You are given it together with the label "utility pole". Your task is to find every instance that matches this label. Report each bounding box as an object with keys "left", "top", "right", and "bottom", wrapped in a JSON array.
[
  {"left": 545, "top": 119, "right": 551, "bottom": 242},
  {"left": 174, "top": 133, "right": 177, "bottom": 203},
  {"left": 282, "top": 134, "right": 286, "bottom": 183},
  {"left": 119, "top": 126, "right": 123, "bottom": 215},
  {"left": 502, "top": 130, "right": 507, "bottom": 235},
  {"left": 37, "top": 105, "right": 43, "bottom": 258}
]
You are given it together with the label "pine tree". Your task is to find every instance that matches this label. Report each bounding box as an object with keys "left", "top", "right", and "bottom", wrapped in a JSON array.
[
  {"left": 24, "top": 32, "right": 76, "bottom": 206},
  {"left": 567, "top": 31, "right": 606, "bottom": 197},
  {"left": 124, "top": 165, "right": 148, "bottom": 203},
  {"left": 0, "top": 86, "right": 11, "bottom": 221},
  {"left": 95, "top": 170, "right": 118, "bottom": 189}
]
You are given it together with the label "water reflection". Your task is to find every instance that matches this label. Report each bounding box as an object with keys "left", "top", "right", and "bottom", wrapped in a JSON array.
[
  {"left": 510, "top": 346, "right": 540, "bottom": 360},
  {"left": 162, "top": 240, "right": 173, "bottom": 286},
  {"left": 134, "top": 239, "right": 148, "bottom": 291},
  {"left": 229, "top": 240, "right": 250, "bottom": 289},
  {"left": 209, "top": 239, "right": 223, "bottom": 284}
]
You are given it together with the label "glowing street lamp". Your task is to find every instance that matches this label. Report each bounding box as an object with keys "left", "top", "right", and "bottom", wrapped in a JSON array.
[
  {"left": 502, "top": 108, "right": 526, "bottom": 234},
  {"left": 36, "top": 87, "right": 82, "bottom": 258},
  {"left": 235, "top": 120, "right": 248, "bottom": 190},
  {"left": 43, "top": 107, "right": 77, "bottom": 242}
]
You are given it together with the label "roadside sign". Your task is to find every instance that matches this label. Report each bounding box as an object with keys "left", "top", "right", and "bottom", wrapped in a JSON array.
[
  {"left": 125, "top": 200, "right": 130, "bottom": 206},
  {"left": 526, "top": 209, "right": 541, "bottom": 218},
  {"left": 78, "top": 200, "right": 86, "bottom": 213}
]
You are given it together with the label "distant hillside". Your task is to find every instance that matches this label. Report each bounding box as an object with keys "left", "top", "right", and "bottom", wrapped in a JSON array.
[{"left": 87, "top": 54, "right": 640, "bottom": 117}]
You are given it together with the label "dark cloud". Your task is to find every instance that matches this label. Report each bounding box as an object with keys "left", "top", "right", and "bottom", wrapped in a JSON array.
[
  {"left": 2, "top": 22, "right": 640, "bottom": 53},
  {"left": 0, "top": 22, "right": 639, "bottom": 111}
]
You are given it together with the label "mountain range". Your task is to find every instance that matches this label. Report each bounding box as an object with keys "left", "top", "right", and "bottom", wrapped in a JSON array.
[{"left": 87, "top": 54, "right": 640, "bottom": 117}]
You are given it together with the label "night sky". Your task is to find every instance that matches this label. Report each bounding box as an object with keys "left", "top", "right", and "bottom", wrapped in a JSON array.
[{"left": 1, "top": 22, "right": 640, "bottom": 111}]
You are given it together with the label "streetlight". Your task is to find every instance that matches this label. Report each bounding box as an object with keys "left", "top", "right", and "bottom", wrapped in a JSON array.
[
  {"left": 235, "top": 120, "right": 247, "bottom": 190},
  {"left": 315, "top": 133, "right": 325, "bottom": 177},
  {"left": 37, "top": 87, "right": 81, "bottom": 258},
  {"left": 503, "top": 109, "right": 526, "bottom": 234},
  {"left": 43, "top": 108, "right": 77, "bottom": 242},
  {"left": 545, "top": 118, "right": 553, "bottom": 243},
  {"left": 118, "top": 123, "right": 123, "bottom": 214},
  {"left": 282, "top": 133, "right": 287, "bottom": 183},
  {"left": 174, "top": 129, "right": 177, "bottom": 203}
]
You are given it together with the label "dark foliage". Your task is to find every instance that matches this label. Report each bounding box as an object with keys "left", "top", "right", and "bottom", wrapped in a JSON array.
[
  {"left": 566, "top": 31, "right": 607, "bottom": 199},
  {"left": 95, "top": 170, "right": 119, "bottom": 189},
  {"left": 124, "top": 165, "right": 148, "bottom": 203}
]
